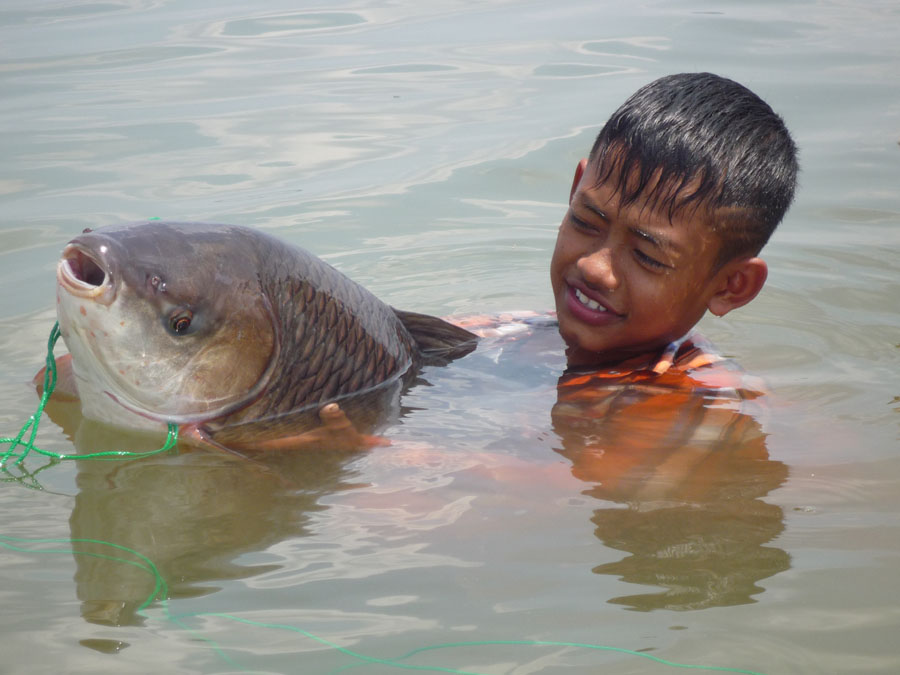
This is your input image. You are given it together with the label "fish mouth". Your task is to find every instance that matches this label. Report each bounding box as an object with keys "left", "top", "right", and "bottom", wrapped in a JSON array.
[{"left": 58, "top": 244, "right": 116, "bottom": 305}]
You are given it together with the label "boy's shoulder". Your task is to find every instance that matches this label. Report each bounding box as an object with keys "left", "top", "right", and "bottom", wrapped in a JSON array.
[
  {"left": 450, "top": 310, "right": 558, "bottom": 339},
  {"left": 562, "top": 332, "right": 766, "bottom": 405},
  {"left": 449, "top": 310, "right": 765, "bottom": 401}
]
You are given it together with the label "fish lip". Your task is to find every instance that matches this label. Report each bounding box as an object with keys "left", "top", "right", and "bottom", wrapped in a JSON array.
[
  {"left": 103, "top": 389, "right": 208, "bottom": 426},
  {"left": 103, "top": 390, "right": 162, "bottom": 423},
  {"left": 58, "top": 243, "right": 117, "bottom": 305}
]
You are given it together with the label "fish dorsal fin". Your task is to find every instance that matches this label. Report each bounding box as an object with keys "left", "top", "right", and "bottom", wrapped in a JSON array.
[{"left": 392, "top": 308, "right": 478, "bottom": 365}]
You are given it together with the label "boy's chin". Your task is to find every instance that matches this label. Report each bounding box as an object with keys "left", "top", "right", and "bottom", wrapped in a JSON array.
[{"left": 557, "top": 320, "right": 613, "bottom": 363}]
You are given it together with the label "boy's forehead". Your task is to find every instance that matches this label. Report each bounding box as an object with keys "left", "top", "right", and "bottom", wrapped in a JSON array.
[{"left": 580, "top": 159, "right": 713, "bottom": 227}]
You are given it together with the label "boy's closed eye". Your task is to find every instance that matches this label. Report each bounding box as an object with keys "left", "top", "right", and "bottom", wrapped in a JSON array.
[
  {"left": 569, "top": 210, "right": 672, "bottom": 271},
  {"left": 569, "top": 211, "right": 601, "bottom": 234},
  {"left": 633, "top": 248, "right": 669, "bottom": 270},
  {"left": 629, "top": 229, "right": 676, "bottom": 271}
]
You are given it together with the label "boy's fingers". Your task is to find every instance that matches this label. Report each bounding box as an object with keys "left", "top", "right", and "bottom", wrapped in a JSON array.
[
  {"left": 319, "top": 402, "right": 352, "bottom": 429},
  {"left": 318, "top": 403, "right": 391, "bottom": 449},
  {"left": 361, "top": 434, "right": 391, "bottom": 448}
]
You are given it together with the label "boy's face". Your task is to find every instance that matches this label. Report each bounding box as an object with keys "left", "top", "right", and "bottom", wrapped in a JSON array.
[{"left": 551, "top": 158, "right": 730, "bottom": 367}]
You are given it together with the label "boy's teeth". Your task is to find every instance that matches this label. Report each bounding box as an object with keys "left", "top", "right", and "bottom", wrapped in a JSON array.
[{"left": 575, "top": 288, "right": 606, "bottom": 312}]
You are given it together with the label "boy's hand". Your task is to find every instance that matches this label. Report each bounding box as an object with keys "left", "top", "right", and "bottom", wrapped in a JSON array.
[
  {"left": 316, "top": 402, "right": 391, "bottom": 451},
  {"left": 33, "top": 353, "right": 79, "bottom": 401}
]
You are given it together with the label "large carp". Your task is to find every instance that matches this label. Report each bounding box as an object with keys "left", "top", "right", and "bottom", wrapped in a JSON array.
[{"left": 52, "top": 221, "right": 476, "bottom": 452}]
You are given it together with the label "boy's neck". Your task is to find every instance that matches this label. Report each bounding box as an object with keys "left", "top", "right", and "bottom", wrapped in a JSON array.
[
  {"left": 564, "top": 332, "right": 692, "bottom": 374},
  {"left": 565, "top": 347, "right": 658, "bottom": 373}
]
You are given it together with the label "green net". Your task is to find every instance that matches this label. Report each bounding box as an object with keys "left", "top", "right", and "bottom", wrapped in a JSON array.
[{"left": 1, "top": 322, "right": 179, "bottom": 477}]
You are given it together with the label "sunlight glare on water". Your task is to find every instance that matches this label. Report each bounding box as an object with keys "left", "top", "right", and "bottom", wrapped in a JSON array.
[{"left": 1, "top": 1, "right": 899, "bottom": 674}]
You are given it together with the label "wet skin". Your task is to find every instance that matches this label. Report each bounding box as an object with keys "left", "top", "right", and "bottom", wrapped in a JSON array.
[{"left": 550, "top": 158, "right": 767, "bottom": 368}]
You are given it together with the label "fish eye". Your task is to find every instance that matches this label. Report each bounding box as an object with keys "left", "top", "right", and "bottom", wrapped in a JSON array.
[{"left": 169, "top": 311, "right": 193, "bottom": 336}]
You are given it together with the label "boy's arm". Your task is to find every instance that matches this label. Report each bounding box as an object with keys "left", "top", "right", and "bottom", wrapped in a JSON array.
[{"left": 182, "top": 403, "right": 390, "bottom": 453}]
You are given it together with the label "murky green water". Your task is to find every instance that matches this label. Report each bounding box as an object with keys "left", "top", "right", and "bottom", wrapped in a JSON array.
[{"left": 1, "top": 1, "right": 899, "bottom": 673}]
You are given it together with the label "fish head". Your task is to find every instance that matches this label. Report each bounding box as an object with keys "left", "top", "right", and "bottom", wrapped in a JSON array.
[{"left": 55, "top": 222, "right": 279, "bottom": 426}]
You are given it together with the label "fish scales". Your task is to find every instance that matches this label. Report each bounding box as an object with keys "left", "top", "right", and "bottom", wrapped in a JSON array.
[
  {"left": 347, "top": 367, "right": 365, "bottom": 393},
  {"left": 305, "top": 338, "right": 328, "bottom": 384},
  {"left": 335, "top": 313, "right": 349, "bottom": 346},
  {"left": 335, "top": 350, "right": 358, "bottom": 389}
]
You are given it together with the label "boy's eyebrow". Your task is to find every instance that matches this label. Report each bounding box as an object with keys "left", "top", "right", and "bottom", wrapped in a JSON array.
[
  {"left": 578, "top": 195, "right": 682, "bottom": 255},
  {"left": 580, "top": 198, "right": 611, "bottom": 222},
  {"left": 629, "top": 226, "right": 681, "bottom": 255}
]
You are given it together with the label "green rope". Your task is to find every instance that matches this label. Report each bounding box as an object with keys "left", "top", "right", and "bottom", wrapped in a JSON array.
[
  {"left": 0, "top": 322, "right": 179, "bottom": 474},
  {"left": 0, "top": 534, "right": 167, "bottom": 612},
  {"left": 387, "top": 640, "right": 767, "bottom": 674}
]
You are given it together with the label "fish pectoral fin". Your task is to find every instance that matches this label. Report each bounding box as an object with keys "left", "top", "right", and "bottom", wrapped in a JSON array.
[
  {"left": 179, "top": 424, "right": 241, "bottom": 454},
  {"left": 229, "top": 403, "right": 391, "bottom": 453},
  {"left": 392, "top": 308, "right": 478, "bottom": 364},
  {"left": 34, "top": 353, "right": 80, "bottom": 401}
]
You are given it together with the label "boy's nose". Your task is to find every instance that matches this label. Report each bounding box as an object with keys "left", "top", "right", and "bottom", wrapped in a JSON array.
[{"left": 577, "top": 247, "right": 619, "bottom": 290}]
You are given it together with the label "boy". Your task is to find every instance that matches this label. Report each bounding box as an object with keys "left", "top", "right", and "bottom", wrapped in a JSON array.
[
  {"left": 313, "top": 72, "right": 798, "bottom": 449},
  {"left": 550, "top": 71, "right": 797, "bottom": 371}
]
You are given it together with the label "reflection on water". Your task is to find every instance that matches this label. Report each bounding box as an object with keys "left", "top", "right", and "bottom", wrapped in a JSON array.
[
  {"left": 42, "top": 395, "right": 364, "bottom": 627},
  {"left": 551, "top": 362, "right": 789, "bottom": 611},
  {"left": 32, "top": 323, "right": 793, "bottom": 629}
]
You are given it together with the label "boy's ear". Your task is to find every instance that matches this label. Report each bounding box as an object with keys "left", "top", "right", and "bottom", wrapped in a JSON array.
[
  {"left": 707, "top": 257, "right": 768, "bottom": 317},
  {"left": 569, "top": 158, "right": 588, "bottom": 203}
]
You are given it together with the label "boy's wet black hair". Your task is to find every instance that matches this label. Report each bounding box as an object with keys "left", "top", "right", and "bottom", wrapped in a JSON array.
[{"left": 589, "top": 72, "right": 798, "bottom": 268}]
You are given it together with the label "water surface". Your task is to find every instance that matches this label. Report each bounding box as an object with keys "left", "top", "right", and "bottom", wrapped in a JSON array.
[{"left": 1, "top": 1, "right": 899, "bottom": 673}]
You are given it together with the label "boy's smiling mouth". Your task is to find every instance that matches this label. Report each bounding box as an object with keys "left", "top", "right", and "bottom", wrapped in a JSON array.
[
  {"left": 574, "top": 287, "right": 606, "bottom": 312},
  {"left": 565, "top": 282, "right": 623, "bottom": 325}
]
